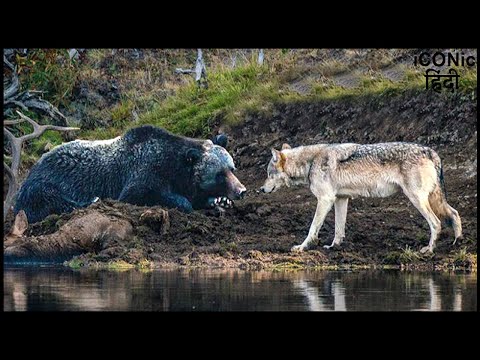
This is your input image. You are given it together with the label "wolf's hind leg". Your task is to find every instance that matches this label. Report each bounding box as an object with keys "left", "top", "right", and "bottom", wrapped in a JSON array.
[
  {"left": 324, "top": 197, "right": 349, "bottom": 249},
  {"left": 292, "top": 195, "right": 335, "bottom": 252},
  {"left": 403, "top": 189, "right": 441, "bottom": 254}
]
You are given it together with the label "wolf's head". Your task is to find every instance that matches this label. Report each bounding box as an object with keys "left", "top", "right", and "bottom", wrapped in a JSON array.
[{"left": 260, "top": 144, "right": 292, "bottom": 193}]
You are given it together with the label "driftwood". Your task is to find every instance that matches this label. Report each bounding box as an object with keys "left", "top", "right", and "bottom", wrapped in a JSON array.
[
  {"left": 4, "top": 91, "right": 68, "bottom": 126},
  {"left": 3, "top": 50, "right": 70, "bottom": 126}
]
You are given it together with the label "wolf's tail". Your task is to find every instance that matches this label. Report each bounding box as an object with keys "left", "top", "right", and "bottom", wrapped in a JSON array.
[
  {"left": 429, "top": 158, "right": 452, "bottom": 226},
  {"left": 439, "top": 162, "right": 448, "bottom": 202}
]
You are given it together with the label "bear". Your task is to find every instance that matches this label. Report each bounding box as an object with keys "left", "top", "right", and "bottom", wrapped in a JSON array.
[{"left": 14, "top": 125, "right": 246, "bottom": 223}]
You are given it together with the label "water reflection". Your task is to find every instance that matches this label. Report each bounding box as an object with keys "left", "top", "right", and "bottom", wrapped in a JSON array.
[{"left": 3, "top": 267, "right": 477, "bottom": 311}]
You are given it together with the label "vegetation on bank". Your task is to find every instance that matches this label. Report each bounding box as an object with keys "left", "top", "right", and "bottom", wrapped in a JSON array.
[{"left": 7, "top": 49, "right": 477, "bottom": 156}]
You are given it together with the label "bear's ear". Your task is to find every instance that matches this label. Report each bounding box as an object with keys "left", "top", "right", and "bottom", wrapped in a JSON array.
[
  {"left": 185, "top": 148, "right": 202, "bottom": 164},
  {"left": 213, "top": 134, "right": 228, "bottom": 148},
  {"left": 281, "top": 143, "right": 291, "bottom": 150}
]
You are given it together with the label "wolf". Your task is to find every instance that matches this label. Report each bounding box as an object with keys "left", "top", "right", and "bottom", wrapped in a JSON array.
[{"left": 260, "top": 142, "right": 462, "bottom": 254}]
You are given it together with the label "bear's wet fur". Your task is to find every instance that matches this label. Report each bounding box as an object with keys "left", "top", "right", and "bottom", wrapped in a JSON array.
[{"left": 14, "top": 125, "right": 243, "bottom": 223}]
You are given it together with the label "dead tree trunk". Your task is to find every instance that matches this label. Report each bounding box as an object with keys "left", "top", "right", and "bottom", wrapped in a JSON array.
[
  {"left": 195, "top": 49, "right": 208, "bottom": 88},
  {"left": 3, "top": 112, "right": 80, "bottom": 222},
  {"left": 258, "top": 49, "right": 264, "bottom": 65},
  {"left": 175, "top": 49, "right": 208, "bottom": 88}
]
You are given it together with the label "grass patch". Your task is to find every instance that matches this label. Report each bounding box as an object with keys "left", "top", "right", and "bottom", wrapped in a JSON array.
[
  {"left": 17, "top": 49, "right": 80, "bottom": 108},
  {"left": 66, "top": 257, "right": 86, "bottom": 269},
  {"left": 316, "top": 59, "right": 350, "bottom": 77},
  {"left": 29, "top": 130, "right": 63, "bottom": 156},
  {"left": 110, "top": 99, "right": 135, "bottom": 127},
  {"left": 137, "top": 63, "right": 271, "bottom": 137},
  {"left": 311, "top": 71, "right": 425, "bottom": 102},
  {"left": 451, "top": 248, "right": 477, "bottom": 270},
  {"left": 399, "top": 245, "right": 421, "bottom": 264},
  {"left": 106, "top": 260, "right": 135, "bottom": 270}
]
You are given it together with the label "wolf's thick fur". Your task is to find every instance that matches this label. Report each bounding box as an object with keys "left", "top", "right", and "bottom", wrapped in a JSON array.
[{"left": 261, "top": 142, "right": 462, "bottom": 254}]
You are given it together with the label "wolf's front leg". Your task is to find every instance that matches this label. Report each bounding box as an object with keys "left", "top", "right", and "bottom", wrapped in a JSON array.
[
  {"left": 324, "top": 197, "right": 349, "bottom": 249},
  {"left": 292, "top": 196, "right": 335, "bottom": 252}
]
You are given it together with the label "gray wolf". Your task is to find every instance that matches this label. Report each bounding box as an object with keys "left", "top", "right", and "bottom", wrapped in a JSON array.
[
  {"left": 260, "top": 142, "right": 462, "bottom": 254},
  {"left": 14, "top": 125, "right": 246, "bottom": 223}
]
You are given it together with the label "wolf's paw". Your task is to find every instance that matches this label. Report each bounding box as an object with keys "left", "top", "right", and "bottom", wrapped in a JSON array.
[
  {"left": 453, "top": 236, "right": 463, "bottom": 246},
  {"left": 291, "top": 245, "right": 305, "bottom": 252},
  {"left": 420, "top": 246, "right": 433, "bottom": 254},
  {"left": 323, "top": 244, "right": 334, "bottom": 250}
]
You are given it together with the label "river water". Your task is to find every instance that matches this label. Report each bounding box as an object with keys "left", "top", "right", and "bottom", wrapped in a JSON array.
[{"left": 3, "top": 266, "right": 477, "bottom": 311}]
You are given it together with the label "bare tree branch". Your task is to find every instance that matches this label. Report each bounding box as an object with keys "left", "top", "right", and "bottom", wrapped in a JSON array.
[
  {"left": 4, "top": 100, "right": 28, "bottom": 112},
  {"left": 4, "top": 56, "right": 20, "bottom": 100},
  {"left": 3, "top": 127, "right": 17, "bottom": 144},
  {"left": 15, "top": 111, "right": 79, "bottom": 143},
  {"left": 4, "top": 118, "right": 26, "bottom": 126},
  {"left": 3, "top": 111, "right": 80, "bottom": 222},
  {"left": 4, "top": 162, "right": 14, "bottom": 183},
  {"left": 5, "top": 92, "right": 67, "bottom": 126},
  {"left": 4, "top": 55, "right": 15, "bottom": 71},
  {"left": 3, "top": 51, "right": 82, "bottom": 222},
  {"left": 175, "top": 68, "right": 195, "bottom": 74}
]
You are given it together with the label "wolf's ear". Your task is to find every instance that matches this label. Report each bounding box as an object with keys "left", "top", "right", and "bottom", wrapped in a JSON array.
[
  {"left": 11, "top": 210, "right": 28, "bottom": 237},
  {"left": 281, "top": 143, "right": 291, "bottom": 150},
  {"left": 213, "top": 134, "right": 228, "bottom": 148},
  {"left": 271, "top": 148, "right": 281, "bottom": 162},
  {"left": 185, "top": 148, "right": 202, "bottom": 164}
]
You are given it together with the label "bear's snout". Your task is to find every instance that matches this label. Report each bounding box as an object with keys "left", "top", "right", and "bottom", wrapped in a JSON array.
[
  {"left": 225, "top": 171, "right": 247, "bottom": 200},
  {"left": 235, "top": 186, "right": 247, "bottom": 199}
]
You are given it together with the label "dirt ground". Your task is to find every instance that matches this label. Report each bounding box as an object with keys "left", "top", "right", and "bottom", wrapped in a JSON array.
[{"left": 5, "top": 89, "right": 478, "bottom": 270}]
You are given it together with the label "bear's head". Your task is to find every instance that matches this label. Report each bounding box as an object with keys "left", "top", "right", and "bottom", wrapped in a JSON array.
[{"left": 186, "top": 136, "right": 246, "bottom": 204}]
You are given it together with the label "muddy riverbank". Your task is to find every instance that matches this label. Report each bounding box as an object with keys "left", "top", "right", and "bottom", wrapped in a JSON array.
[{"left": 5, "top": 89, "right": 476, "bottom": 271}]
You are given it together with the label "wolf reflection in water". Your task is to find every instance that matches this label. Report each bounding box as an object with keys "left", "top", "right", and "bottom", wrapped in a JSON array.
[{"left": 3, "top": 269, "right": 476, "bottom": 311}]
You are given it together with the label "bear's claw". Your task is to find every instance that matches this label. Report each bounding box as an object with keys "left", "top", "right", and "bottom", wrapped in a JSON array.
[{"left": 209, "top": 197, "right": 233, "bottom": 209}]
